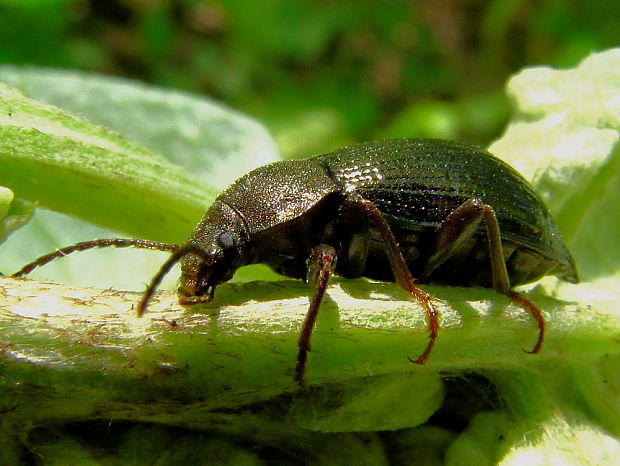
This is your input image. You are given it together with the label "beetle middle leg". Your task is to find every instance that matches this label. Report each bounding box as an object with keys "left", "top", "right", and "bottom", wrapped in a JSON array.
[
  {"left": 295, "top": 244, "right": 337, "bottom": 389},
  {"left": 422, "top": 198, "right": 545, "bottom": 354},
  {"left": 356, "top": 197, "right": 440, "bottom": 365}
]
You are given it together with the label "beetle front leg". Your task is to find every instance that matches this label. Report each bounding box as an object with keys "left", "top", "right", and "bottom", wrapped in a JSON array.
[
  {"left": 356, "top": 197, "right": 439, "bottom": 365},
  {"left": 295, "top": 244, "right": 338, "bottom": 389}
]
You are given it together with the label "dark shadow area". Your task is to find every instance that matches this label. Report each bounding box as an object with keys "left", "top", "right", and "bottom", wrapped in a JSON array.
[
  {"left": 428, "top": 372, "right": 502, "bottom": 432},
  {"left": 18, "top": 372, "right": 501, "bottom": 465}
]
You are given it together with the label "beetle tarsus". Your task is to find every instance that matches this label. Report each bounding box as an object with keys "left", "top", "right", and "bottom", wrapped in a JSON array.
[
  {"left": 407, "top": 300, "right": 439, "bottom": 365},
  {"left": 506, "top": 290, "right": 545, "bottom": 354}
]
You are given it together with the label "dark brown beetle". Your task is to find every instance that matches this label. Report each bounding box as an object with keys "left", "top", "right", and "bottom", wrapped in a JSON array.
[{"left": 13, "top": 139, "right": 578, "bottom": 387}]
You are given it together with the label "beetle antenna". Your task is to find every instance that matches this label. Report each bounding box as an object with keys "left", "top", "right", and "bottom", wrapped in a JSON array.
[
  {"left": 137, "top": 244, "right": 208, "bottom": 317},
  {"left": 12, "top": 239, "right": 179, "bottom": 278}
]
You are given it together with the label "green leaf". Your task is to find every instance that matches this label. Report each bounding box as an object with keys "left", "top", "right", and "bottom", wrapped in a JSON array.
[
  {"left": 489, "top": 48, "right": 620, "bottom": 284},
  {"left": 0, "top": 66, "right": 279, "bottom": 190},
  {"left": 0, "top": 67, "right": 280, "bottom": 287},
  {"left": 479, "top": 48, "right": 620, "bottom": 463},
  {"left": 0, "top": 186, "right": 34, "bottom": 243},
  {"left": 0, "top": 81, "right": 209, "bottom": 242}
]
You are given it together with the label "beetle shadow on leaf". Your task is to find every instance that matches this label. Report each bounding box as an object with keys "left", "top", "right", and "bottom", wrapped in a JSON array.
[
  {"left": 336, "top": 278, "right": 410, "bottom": 302},
  {"left": 181, "top": 278, "right": 344, "bottom": 333},
  {"left": 205, "top": 279, "right": 313, "bottom": 307},
  {"left": 336, "top": 278, "right": 501, "bottom": 328}
]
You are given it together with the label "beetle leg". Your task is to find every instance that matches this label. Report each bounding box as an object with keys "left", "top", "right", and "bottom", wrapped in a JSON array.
[
  {"left": 356, "top": 197, "right": 439, "bottom": 365},
  {"left": 420, "top": 197, "right": 511, "bottom": 291},
  {"left": 422, "top": 198, "right": 545, "bottom": 354},
  {"left": 295, "top": 244, "right": 338, "bottom": 389},
  {"left": 479, "top": 201, "right": 511, "bottom": 293},
  {"left": 478, "top": 203, "right": 545, "bottom": 354},
  {"left": 421, "top": 198, "right": 486, "bottom": 279}
]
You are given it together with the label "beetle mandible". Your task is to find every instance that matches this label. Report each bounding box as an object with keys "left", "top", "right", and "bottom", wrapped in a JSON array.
[{"left": 13, "top": 139, "right": 578, "bottom": 388}]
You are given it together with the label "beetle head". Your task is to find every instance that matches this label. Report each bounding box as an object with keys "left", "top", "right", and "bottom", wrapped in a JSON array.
[
  {"left": 176, "top": 236, "right": 239, "bottom": 305},
  {"left": 137, "top": 200, "right": 249, "bottom": 316},
  {"left": 177, "top": 251, "right": 218, "bottom": 304}
]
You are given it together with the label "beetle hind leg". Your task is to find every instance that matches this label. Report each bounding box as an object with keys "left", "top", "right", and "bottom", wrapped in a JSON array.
[
  {"left": 478, "top": 202, "right": 545, "bottom": 354},
  {"left": 421, "top": 198, "right": 487, "bottom": 281},
  {"left": 430, "top": 198, "right": 545, "bottom": 354}
]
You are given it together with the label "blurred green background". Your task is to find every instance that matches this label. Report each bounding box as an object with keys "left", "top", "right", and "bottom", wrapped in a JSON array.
[{"left": 1, "top": 0, "right": 619, "bottom": 158}]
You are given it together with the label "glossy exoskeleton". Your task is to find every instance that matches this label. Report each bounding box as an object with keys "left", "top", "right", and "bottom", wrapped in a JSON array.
[{"left": 13, "top": 139, "right": 578, "bottom": 388}]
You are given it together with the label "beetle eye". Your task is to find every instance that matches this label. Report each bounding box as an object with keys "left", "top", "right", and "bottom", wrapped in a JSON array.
[{"left": 218, "top": 231, "right": 236, "bottom": 249}]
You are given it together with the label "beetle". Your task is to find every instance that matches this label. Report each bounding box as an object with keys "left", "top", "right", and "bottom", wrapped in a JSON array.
[{"left": 12, "top": 139, "right": 578, "bottom": 388}]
